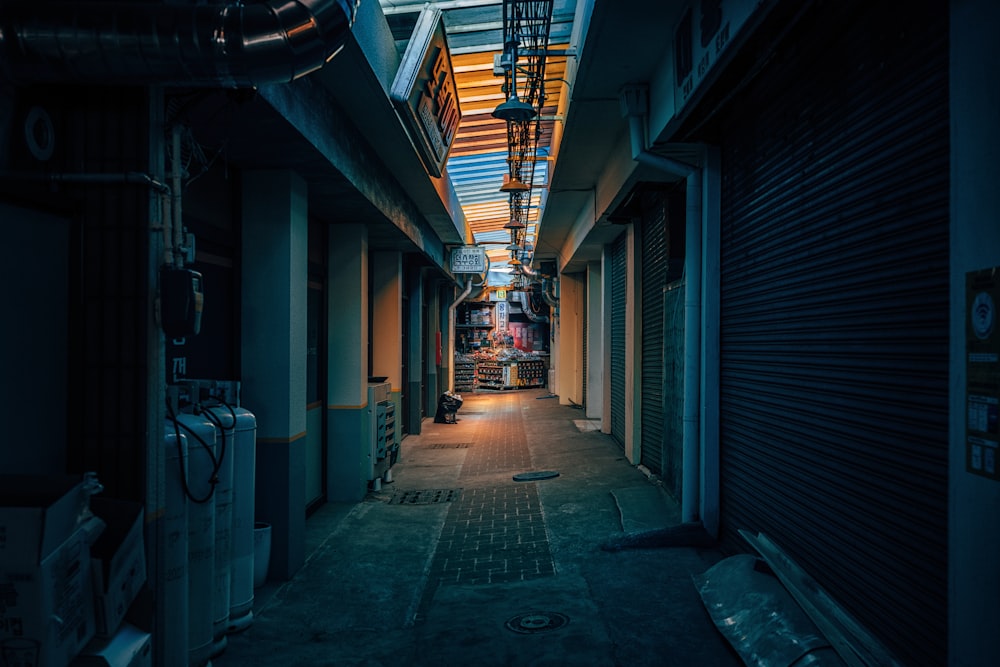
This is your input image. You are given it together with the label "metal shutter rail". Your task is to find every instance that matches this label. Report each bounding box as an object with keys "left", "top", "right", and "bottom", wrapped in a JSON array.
[
  {"left": 717, "top": 3, "right": 948, "bottom": 666},
  {"left": 610, "top": 233, "right": 628, "bottom": 447},
  {"left": 663, "top": 281, "right": 685, "bottom": 496},
  {"left": 640, "top": 194, "right": 668, "bottom": 475}
]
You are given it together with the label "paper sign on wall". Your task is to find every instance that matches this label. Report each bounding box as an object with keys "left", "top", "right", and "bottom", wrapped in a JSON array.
[{"left": 966, "top": 266, "right": 1000, "bottom": 480}]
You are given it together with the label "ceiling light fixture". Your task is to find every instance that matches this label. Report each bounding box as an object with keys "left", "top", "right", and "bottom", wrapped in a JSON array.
[
  {"left": 499, "top": 175, "right": 531, "bottom": 192},
  {"left": 492, "top": 94, "right": 537, "bottom": 122},
  {"left": 492, "top": 38, "right": 537, "bottom": 122}
]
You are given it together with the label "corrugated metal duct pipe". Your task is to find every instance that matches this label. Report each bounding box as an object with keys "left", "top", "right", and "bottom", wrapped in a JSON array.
[
  {"left": 540, "top": 278, "right": 559, "bottom": 308},
  {"left": 0, "top": 0, "right": 359, "bottom": 87},
  {"left": 516, "top": 291, "right": 549, "bottom": 324}
]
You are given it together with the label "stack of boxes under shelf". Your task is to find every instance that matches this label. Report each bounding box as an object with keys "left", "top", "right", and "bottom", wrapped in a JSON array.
[
  {"left": 454, "top": 356, "right": 477, "bottom": 393},
  {"left": 468, "top": 357, "right": 545, "bottom": 391}
]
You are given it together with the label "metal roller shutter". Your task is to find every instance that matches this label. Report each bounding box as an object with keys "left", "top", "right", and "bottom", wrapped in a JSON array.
[
  {"left": 640, "top": 194, "right": 668, "bottom": 475},
  {"left": 717, "top": 3, "right": 948, "bottom": 665},
  {"left": 610, "top": 232, "right": 628, "bottom": 447}
]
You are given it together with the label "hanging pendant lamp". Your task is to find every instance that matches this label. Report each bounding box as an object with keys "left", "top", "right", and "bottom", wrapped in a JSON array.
[
  {"left": 500, "top": 175, "right": 531, "bottom": 192},
  {"left": 492, "top": 94, "right": 537, "bottom": 122}
]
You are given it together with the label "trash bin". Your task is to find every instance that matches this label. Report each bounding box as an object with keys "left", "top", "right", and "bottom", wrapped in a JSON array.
[{"left": 434, "top": 391, "right": 463, "bottom": 424}]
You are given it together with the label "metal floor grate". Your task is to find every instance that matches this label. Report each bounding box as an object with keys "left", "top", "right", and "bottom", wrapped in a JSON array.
[
  {"left": 421, "top": 443, "right": 473, "bottom": 449},
  {"left": 390, "top": 489, "right": 463, "bottom": 505}
]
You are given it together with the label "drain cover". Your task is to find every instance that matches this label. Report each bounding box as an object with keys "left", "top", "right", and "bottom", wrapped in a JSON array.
[
  {"left": 389, "top": 489, "right": 462, "bottom": 505},
  {"left": 504, "top": 611, "right": 569, "bottom": 634},
  {"left": 512, "top": 471, "right": 560, "bottom": 482}
]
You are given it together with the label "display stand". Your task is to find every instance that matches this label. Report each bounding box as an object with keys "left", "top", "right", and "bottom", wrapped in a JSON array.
[{"left": 456, "top": 301, "right": 496, "bottom": 353}]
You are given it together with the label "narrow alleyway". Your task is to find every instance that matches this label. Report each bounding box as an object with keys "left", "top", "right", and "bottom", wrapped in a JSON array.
[{"left": 214, "top": 389, "right": 741, "bottom": 666}]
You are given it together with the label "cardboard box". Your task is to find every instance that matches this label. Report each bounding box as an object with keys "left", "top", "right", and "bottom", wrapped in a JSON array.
[
  {"left": 88, "top": 499, "right": 146, "bottom": 637},
  {"left": 0, "top": 475, "right": 91, "bottom": 566},
  {"left": 72, "top": 623, "right": 151, "bottom": 667},
  {"left": 0, "top": 527, "right": 95, "bottom": 667},
  {"left": 0, "top": 475, "right": 97, "bottom": 667}
]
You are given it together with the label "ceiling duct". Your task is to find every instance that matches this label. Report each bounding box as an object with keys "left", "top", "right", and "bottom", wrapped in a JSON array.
[{"left": 0, "top": 0, "right": 359, "bottom": 87}]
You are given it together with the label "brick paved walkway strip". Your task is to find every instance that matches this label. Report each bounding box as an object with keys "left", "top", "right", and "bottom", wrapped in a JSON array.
[{"left": 417, "top": 392, "right": 557, "bottom": 618}]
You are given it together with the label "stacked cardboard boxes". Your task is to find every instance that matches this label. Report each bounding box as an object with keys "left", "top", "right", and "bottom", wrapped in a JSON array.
[
  {"left": 74, "top": 498, "right": 150, "bottom": 667},
  {"left": 0, "top": 476, "right": 97, "bottom": 667},
  {"left": 0, "top": 476, "right": 151, "bottom": 667}
]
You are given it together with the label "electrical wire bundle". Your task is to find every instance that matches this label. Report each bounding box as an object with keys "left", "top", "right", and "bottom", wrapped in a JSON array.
[{"left": 166, "top": 394, "right": 237, "bottom": 504}]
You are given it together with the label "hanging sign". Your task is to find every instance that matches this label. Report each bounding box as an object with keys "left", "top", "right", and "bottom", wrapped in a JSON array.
[
  {"left": 450, "top": 246, "right": 486, "bottom": 274},
  {"left": 966, "top": 266, "right": 1000, "bottom": 480},
  {"left": 390, "top": 7, "right": 462, "bottom": 178},
  {"left": 496, "top": 301, "right": 509, "bottom": 332}
]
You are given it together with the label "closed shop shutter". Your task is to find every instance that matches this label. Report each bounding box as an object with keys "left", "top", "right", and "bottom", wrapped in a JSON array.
[
  {"left": 640, "top": 194, "right": 668, "bottom": 475},
  {"left": 610, "top": 232, "right": 628, "bottom": 447},
  {"left": 717, "top": 3, "right": 948, "bottom": 665}
]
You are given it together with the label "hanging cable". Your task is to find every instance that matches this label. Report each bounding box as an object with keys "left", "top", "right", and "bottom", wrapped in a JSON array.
[{"left": 166, "top": 397, "right": 218, "bottom": 504}]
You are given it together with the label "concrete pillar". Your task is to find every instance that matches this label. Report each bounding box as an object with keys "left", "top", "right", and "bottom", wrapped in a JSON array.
[
  {"left": 437, "top": 283, "right": 452, "bottom": 398},
  {"left": 585, "top": 261, "right": 604, "bottom": 420},
  {"left": 326, "top": 225, "right": 370, "bottom": 502},
  {"left": 241, "top": 170, "right": 308, "bottom": 581},
  {"left": 556, "top": 272, "right": 584, "bottom": 406},
  {"left": 425, "top": 278, "right": 443, "bottom": 419},
  {"left": 406, "top": 266, "right": 426, "bottom": 434},
  {"left": 372, "top": 251, "right": 403, "bottom": 413}
]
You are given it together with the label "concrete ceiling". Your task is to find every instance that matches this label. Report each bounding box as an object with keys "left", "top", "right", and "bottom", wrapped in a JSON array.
[
  {"left": 539, "top": 0, "right": 689, "bottom": 273},
  {"left": 181, "top": 0, "right": 690, "bottom": 277},
  {"left": 376, "top": 0, "right": 690, "bottom": 277}
]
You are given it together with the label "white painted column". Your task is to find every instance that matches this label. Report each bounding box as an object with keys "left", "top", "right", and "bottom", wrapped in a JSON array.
[
  {"left": 241, "top": 170, "right": 308, "bottom": 581},
  {"left": 326, "top": 224, "right": 370, "bottom": 502},
  {"left": 586, "top": 261, "right": 604, "bottom": 420},
  {"left": 372, "top": 251, "right": 403, "bottom": 394},
  {"left": 556, "top": 272, "right": 584, "bottom": 406}
]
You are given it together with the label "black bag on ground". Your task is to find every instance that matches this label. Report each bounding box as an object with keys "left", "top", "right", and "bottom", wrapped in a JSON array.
[{"left": 434, "top": 391, "right": 463, "bottom": 423}]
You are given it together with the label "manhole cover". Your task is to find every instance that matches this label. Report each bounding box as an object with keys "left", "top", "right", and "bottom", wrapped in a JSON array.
[
  {"left": 513, "top": 471, "right": 560, "bottom": 482},
  {"left": 504, "top": 611, "right": 570, "bottom": 634},
  {"left": 389, "top": 489, "right": 462, "bottom": 505}
]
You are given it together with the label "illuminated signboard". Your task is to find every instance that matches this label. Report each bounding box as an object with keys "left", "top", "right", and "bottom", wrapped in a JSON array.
[
  {"left": 390, "top": 7, "right": 462, "bottom": 178},
  {"left": 450, "top": 246, "right": 486, "bottom": 274}
]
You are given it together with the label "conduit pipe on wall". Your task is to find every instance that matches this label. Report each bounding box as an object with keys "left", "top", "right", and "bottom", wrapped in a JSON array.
[
  {"left": 0, "top": 0, "right": 359, "bottom": 87},
  {"left": 626, "top": 113, "right": 696, "bottom": 180},
  {"left": 170, "top": 125, "right": 184, "bottom": 268},
  {"left": 0, "top": 168, "right": 176, "bottom": 266},
  {"left": 621, "top": 84, "right": 703, "bottom": 525},
  {"left": 447, "top": 278, "right": 474, "bottom": 393},
  {"left": 540, "top": 278, "right": 559, "bottom": 308}
]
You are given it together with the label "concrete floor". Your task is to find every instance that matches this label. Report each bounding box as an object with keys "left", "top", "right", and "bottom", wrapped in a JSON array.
[{"left": 213, "top": 389, "right": 743, "bottom": 667}]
